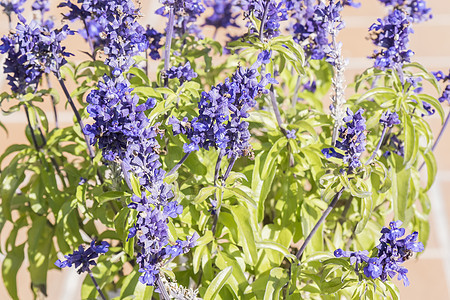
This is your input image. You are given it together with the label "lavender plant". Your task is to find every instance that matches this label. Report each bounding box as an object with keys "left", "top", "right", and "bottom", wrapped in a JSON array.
[{"left": 0, "top": 0, "right": 445, "bottom": 299}]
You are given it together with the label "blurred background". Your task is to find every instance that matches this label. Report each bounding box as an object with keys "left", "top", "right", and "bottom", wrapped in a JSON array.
[{"left": 0, "top": 0, "right": 449, "bottom": 299}]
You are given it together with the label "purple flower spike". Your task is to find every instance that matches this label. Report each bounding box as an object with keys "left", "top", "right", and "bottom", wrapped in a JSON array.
[
  {"left": 336, "top": 220, "right": 424, "bottom": 287},
  {"left": 55, "top": 240, "right": 110, "bottom": 274}
]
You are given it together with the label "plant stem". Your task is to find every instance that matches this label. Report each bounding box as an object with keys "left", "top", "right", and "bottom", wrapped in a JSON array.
[
  {"left": 8, "top": 14, "right": 12, "bottom": 31},
  {"left": 163, "top": 6, "right": 175, "bottom": 87},
  {"left": 88, "top": 270, "right": 107, "bottom": 300},
  {"left": 419, "top": 110, "right": 450, "bottom": 171},
  {"left": 211, "top": 151, "right": 225, "bottom": 235},
  {"left": 296, "top": 187, "right": 345, "bottom": 260},
  {"left": 270, "top": 85, "right": 287, "bottom": 136},
  {"left": 259, "top": 1, "right": 269, "bottom": 42},
  {"left": 291, "top": 76, "right": 302, "bottom": 109},
  {"left": 82, "top": 19, "right": 96, "bottom": 60},
  {"left": 167, "top": 152, "right": 190, "bottom": 177},
  {"left": 365, "top": 126, "right": 387, "bottom": 165},
  {"left": 214, "top": 150, "right": 224, "bottom": 186},
  {"left": 58, "top": 77, "right": 104, "bottom": 184},
  {"left": 156, "top": 275, "right": 171, "bottom": 300},
  {"left": 45, "top": 74, "right": 59, "bottom": 128},
  {"left": 23, "top": 104, "right": 40, "bottom": 151},
  {"left": 57, "top": 77, "right": 95, "bottom": 160}
]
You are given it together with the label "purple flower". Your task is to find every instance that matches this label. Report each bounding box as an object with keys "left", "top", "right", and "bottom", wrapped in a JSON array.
[
  {"left": 337, "top": 220, "right": 424, "bottom": 287},
  {"left": 286, "top": 129, "right": 296, "bottom": 139},
  {"left": 169, "top": 53, "right": 275, "bottom": 159},
  {"left": 432, "top": 70, "right": 450, "bottom": 104},
  {"left": 378, "top": 0, "right": 432, "bottom": 23},
  {"left": 343, "top": 0, "right": 361, "bottom": 7},
  {"left": 322, "top": 108, "right": 366, "bottom": 171},
  {"left": 0, "top": 0, "right": 26, "bottom": 16},
  {"left": 241, "top": 0, "right": 288, "bottom": 40},
  {"left": 166, "top": 62, "right": 198, "bottom": 84},
  {"left": 369, "top": 9, "right": 414, "bottom": 70},
  {"left": 32, "top": 0, "right": 50, "bottom": 15},
  {"left": 145, "top": 26, "right": 164, "bottom": 60},
  {"left": 288, "top": 0, "right": 345, "bottom": 61},
  {"left": 379, "top": 110, "right": 400, "bottom": 127},
  {"left": 0, "top": 17, "right": 73, "bottom": 94},
  {"left": 55, "top": 240, "right": 110, "bottom": 274},
  {"left": 156, "top": 0, "right": 206, "bottom": 38},
  {"left": 204, "top": 0, "right": 240, "bottom": 30}
]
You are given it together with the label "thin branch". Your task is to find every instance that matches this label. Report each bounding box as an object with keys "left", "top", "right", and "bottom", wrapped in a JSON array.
[
  {"left": 296, "top": 187, "right": 345, "bottom": 260},
  {"left": 163, "top": 6, "right": 175, "bottom": 87},
  {"left": 270, "top": 85, "right": 287, "bottom": 136},
  {"left": 82, "top": 19, "right": 96, "bottom": 60},
  {"left": 57, "top": 77, "right": 95, "bottom": 160},
  {"left": 419, "top": 110, "right": 450, "bottom": 171},
  {"left": 45, "top": 74, "right": 59, "bottom": 128},
  {"left": 23, "top": 104, "right": 41, "bottom": 151},
  {"left": 88, "top": 270, "right": 107, "bottom": 300},
  {"left": 167, "top": 152, "right": 190, "bottom": 177},
  {"left": 259, "top": 1, "right": 269, "bottom": 42},
  {"left": 365, "top": 126, "right": 387, "bottom": 165},
  {"left": 156, "top": 275, "right": 171, "bottom": 300}
]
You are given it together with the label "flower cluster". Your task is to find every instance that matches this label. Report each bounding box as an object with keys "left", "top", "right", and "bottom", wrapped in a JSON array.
[
  {"left": 369, "top": 9, "right": 414, "bottom": 70},
  {"left": 0, "top": 0, "right": 25, "bottom": 16},
  {"left": 370, "top": 0, "right": 432, "bottom": 70},
  {"left": 288, "top": 0, "right": 345, "bottom": 61},
  {"left": 32, "top": 0, "right": 49, "bottom": 15},
  {"left": 204, "top": 0, "right": 240, "bottom": 30},
  {"left": 79, "top": 0, "right": 197, "bottom": 289},
  {"left": 55, "top": 241, "right": 110, "bottom": 274},
  {"left": 322, "top": 108, "right": 367, "bottom": 171},
  {"left": 241, "top": 0, "right": 288, "bottom": 40},
  {"left": 59, "top": 0, "right": 148, "bottom": 67},
  {"left": 0, "top": 16, "right": 73, "bottom": 94},
  {"left": 166, "top": 62, "right": 198, "bottom": 84},
  {"left": 378, "top": 0, "right": 432, "bottom": 23},
  {"left": 127, "top": 192, "right": 199, "bottom": 285},
  {"left": 84, "top": 76, "right": 156, "bottom": 161},
  {"left": 156, "top": 0, "right": 206, "bottom": 38},
  {"left": 336, "top": 221, "right": 424, "bottom": 287},
  {"left": 379, "top": 110, "right": 400, "bottom": 127},
  {"left": 145, "top": 26, "right": 164, "bottom": 60},
  {"left": 433, "top": 70, "right": 450, "bottom": 104},
  {"left": 169, "top": 51, "right": 276, "bottom": 158}
]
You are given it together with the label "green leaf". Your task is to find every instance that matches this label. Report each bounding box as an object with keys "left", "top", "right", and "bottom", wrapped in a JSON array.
[
  {"left": 403, "top": 113, "right": 418, "bottom": 168},
  {"left": 2, "top": 243, "right": 25, "bottom": 300},
  {"left": 391, "top": 155, "right": 411, "bottom": 222},
  {"left": 193, "top": 186, "right": 218, "bottom": 204},
  {"left": 28, "top": 216, "right": 54, "bottom": 295},
  {"left": 256, "top": 241, "right": 297, "bottom": 262},
  {"left": 203, "top": 266, "right": 233, "bottom": 300},
  {"left": 416, "top": 94, "right": 445, "bottom": 123},
  {"left": 98, "top": 191, "right": 126, "bottom": 203},
  {"left": 1, "top": 168, "right": 25, "bottom": 221},
  {"left": 423, "top": 150, "right": 437, "bottom": 191},
  {"left": 230, "top": 205, "right": 258, "bottom": 266},
  {"left": 226, "top": 187, "right": 257, "bottom": 208},
  {"left": 355, "top": 195, "right": 373, "bottom": 234},
  {"left": 261, "top": 137, "right": 287, "bottom": 180},
  {"left": 356, "top": 87, "right": 396, "bottom": 104},
  {"left": 264, "top": 267, "right": 289, "bottom": 300},
  {"left": 134, "top": 281, "right": 154, "bottom": 300}
]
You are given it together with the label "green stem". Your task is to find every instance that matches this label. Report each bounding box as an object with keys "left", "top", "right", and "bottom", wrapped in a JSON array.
[{"left": 296, "top": 187, "right": 345, "bottom": 260}]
